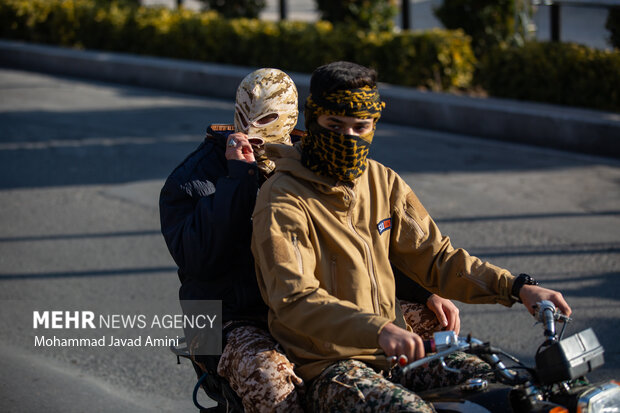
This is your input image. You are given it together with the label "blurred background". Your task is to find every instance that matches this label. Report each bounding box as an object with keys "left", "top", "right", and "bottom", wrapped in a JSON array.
[{"left": 145, "top": 0, "right": 613, "bottom": 50}]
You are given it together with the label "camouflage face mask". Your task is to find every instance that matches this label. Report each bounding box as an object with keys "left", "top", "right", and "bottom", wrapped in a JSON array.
[{"left": 234, "top": 68, "right": 298, "bottom": 174}]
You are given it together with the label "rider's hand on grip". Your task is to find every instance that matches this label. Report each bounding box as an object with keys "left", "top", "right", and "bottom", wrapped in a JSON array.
[
  {"left": 379, "top": 322, "right": 425, "bottom": 364},
  {"left": 520, "top": 284, "right": 572, "bottom": 318}
]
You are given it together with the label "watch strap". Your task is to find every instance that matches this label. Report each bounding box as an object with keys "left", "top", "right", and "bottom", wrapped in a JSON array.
[{"left": 511, "top": 273, "right": 539, "bottom": 303}]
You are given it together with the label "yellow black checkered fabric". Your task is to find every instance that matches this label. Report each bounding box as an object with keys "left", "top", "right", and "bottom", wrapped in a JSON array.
[
  {"left": 304, "top": 86, "right": 385, "bottom": 126},
  {"left": 301, "top": 86, "right": 385, "bottom": 182},
  {"left": 301, "top": 123, "right": 372, "bottom": 182}
]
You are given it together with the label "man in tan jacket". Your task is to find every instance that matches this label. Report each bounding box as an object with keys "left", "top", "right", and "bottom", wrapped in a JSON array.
[{"left": 251, "top": 61, "right": 571, "bottom": 412}]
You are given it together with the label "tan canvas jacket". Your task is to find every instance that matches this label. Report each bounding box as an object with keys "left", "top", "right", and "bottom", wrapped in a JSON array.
[{"left": 251, "top": 142, "right": 518, "bottom": 381}]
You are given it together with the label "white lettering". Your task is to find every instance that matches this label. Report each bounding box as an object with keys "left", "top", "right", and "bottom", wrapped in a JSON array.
[
  {"left": 33, "top": 311, "right": 97, "bottom": 329},
  {"left": 107, "top": 335, "right": 142, "bottom": 346},
  {"left": 193, "top": 315, "right": 204, "bottom": 328},
  {"left": 144, "top": 335, "right": 179, "bottom": 347},
  {"left": 51, "top": 311, "right": 63, "bottom": 329},
  {"left": 33, "top": 311, "right": 49, "bottom": 329},
  {"left": 65, "top": 311, "right": 79, "bottom": 328},
  {"left": 150, "top": 315, "right": 162, "bottom": 328},
  {"left": 34, "top": 335, "right": 106, "bottom": 346},
  {"left": 83, "top": 311, "right": 95, "bottom": 328}
]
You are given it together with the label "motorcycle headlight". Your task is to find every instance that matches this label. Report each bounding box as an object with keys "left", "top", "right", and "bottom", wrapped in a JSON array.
[{"left": 578, "top": 381, "right": 620, "bottom": 413}]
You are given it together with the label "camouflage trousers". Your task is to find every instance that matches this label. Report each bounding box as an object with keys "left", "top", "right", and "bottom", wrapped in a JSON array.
[
  {"left": 216, "top": 324, "right": 306, "bottom": 413},
  {"left": 399, "top": 301, "right": 442, "bottom": 340},
  {"left": 305, "top": 302, "right": 492, "bottom": 413},
  {"left": 306, "top": 354, "right": 492, "bottom": 413},
  {"left": 215, "top": 301, "right": 465, "bottom": 413}
]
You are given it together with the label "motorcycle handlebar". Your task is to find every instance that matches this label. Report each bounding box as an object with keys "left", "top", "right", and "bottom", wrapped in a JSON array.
[
  {"left": 423, "top": 339, "right": 435, "bottom": 354},
  {"left": 399, "top": 302, "right": 571, "bottom": 383},
  {"left": 535, "top": 300, "right": 561, "bottom": 341},
  {"left": 399, "top": 332, "right": 521, "bottom": 384}
]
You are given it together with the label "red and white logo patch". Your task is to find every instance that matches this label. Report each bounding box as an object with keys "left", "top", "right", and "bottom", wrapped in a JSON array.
[{"left": 377, "top": 218, "right": 392, "bottom": 235}]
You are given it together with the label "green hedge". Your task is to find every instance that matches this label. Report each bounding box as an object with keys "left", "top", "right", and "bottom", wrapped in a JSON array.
[
  {"left": 479, "top": 42, "right": 620, "bottom": 112},
  {"left": 434, "top": 0, "right": 517, "bottom": 57},
  {"left": 434, "top": 0, "right": 535, "bottom": 58},
  {"left": 315, "top": 0, "right": 398, "bottom": 32},
  {"left": 0, "top": 0, "right": 475, "bottom": 91},
  {"left": 1, "top": 0, "right": 618, "bottom": 112}
]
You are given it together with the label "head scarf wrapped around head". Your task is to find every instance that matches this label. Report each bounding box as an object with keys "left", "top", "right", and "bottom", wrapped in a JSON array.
[
  {"left": 301, "top": 85, "right": 385, "bottom": 182},
  {"left": 234, "top": 68, "right": 298, "bottom": 174}
]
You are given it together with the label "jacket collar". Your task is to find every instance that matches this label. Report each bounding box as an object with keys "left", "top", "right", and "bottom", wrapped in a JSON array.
[
  {"left": 206, "top": 124, "right": 236, "bottom": 148},
  {"left": 206, "top": 124, "right": 306, "bottom": 148}
]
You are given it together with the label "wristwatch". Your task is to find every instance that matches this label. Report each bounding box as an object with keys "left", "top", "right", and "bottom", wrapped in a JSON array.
[{"left": 511, "top": 273, "right": 539, "bottom": 303}]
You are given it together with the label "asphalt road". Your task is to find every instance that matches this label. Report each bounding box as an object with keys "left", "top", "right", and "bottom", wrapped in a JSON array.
[{"left": 0, "top": 67, "right": 619, "bottom": 412}]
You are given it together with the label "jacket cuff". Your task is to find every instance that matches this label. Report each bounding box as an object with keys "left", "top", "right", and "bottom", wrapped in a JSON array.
[
  {"left": 227, "top": 159, "right": 259, "bottom": 179},
  {"left": 504, "top": 272, "right": 518, "bottom": 305},
  {"left": 373, "top": 317, "right": 393, "bottom": 347}
]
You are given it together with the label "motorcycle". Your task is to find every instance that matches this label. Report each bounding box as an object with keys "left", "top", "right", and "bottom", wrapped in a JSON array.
[
  {"left": 399, "top": 300, "right": 619, "bottom": 412},
  {"left": 171, "top": 301, "right": 620, "bottom": 412}
]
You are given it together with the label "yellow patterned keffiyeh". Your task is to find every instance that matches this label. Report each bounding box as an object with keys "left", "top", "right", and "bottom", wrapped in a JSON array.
[
  {"left": 304, "top": 85, "right": 385, "bottom": 127},
  {"left": 301, "top": 86, "right": 385, "bottom": 182}
]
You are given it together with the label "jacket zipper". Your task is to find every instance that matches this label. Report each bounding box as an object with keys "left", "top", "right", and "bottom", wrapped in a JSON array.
[
  {"left": 461, "top": 271, "right": 492, "bottom": 294},
  {"left": 291, "top": 234, "right": 303, "bottom": 274},
  {"left": 344, "top": 186, "right": 380, "bottom": 315},
  {"left": 403, "top": 208, "right": 425, "bottom": 238}
]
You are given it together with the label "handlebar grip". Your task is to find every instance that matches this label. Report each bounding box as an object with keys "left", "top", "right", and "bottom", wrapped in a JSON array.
[
  {"left": 424, "top": 339, "right": 436, "bottom": 354},
  {"left": 536, "top": 300, "right": 557, "bottom": 340}
]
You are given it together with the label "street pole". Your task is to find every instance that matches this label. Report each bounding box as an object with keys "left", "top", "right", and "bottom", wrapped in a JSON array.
[
  {"left": 280, "top": 0, "right": 287, "bottom": 20},
  {"left": 402, "top": 0, "right": 410, "bottom": 30},
  {"left": 550, "top": 3, "right": 560, "bottom": 42}
]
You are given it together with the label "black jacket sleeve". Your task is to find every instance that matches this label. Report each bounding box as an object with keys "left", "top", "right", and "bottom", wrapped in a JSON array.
[
  {"left": 394, "top": 265, "right": 433, "bottom": 304},
  {"left": 159, "top": 145, "right": 259, "bottom": 282}
]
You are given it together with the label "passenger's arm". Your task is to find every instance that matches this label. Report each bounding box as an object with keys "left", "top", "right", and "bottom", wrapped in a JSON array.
[
  {"left": 159, "top": 153, "right": 259, "bottom": 279},
  {"left": 425, "top": 295, "right": 460, "bottom": 334},
  {"left": 395, "top": 267, "right": 460, "bottom": 334}
]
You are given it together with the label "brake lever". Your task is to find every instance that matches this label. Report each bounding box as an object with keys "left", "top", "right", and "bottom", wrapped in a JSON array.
[{"left": 399, "top": 331, "right": 468, "bottom": 374}]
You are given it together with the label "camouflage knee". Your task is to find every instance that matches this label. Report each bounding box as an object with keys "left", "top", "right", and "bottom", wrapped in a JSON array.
[
  {"left": 217, "top": 325, "right": 305, "bottom": 413},
  {"left": 400, "top": 301, "right": 442, "bottom": 340},
  {"left": 308, "top": 359, "right": 435, "bottom": 413}
]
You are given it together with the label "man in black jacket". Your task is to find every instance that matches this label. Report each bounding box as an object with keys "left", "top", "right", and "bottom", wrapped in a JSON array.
[{"left": 160, "top": 69, "right": 307, "bottom": 412}]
